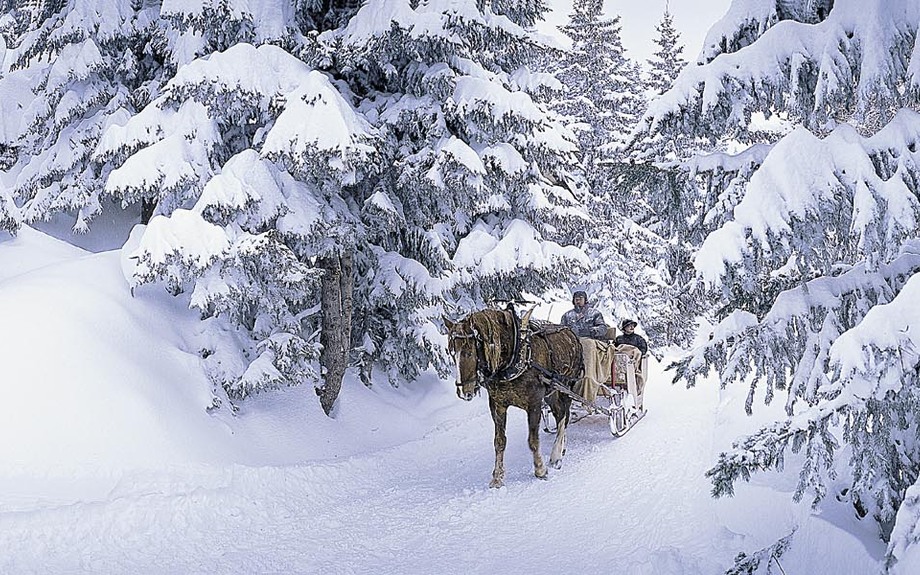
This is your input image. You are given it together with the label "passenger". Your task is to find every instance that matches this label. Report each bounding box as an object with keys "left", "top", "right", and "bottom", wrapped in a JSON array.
[
  {"left": 560, "top": 290, "right": 609, "bottom": 404},
  {"left": 615, "top": 319, "right": 647, "bottom": 413},
  {"left": 615, "top": 319, "right": 647, "bottom": 356}
]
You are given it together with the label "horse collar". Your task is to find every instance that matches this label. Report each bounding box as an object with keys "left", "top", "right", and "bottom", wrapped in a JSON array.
[{"left": 484, "top": 310, "right": 532, "bottom": 385}]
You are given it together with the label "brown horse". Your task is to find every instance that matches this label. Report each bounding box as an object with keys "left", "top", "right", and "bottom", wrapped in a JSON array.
[{"left": 444, "top": 306, "right": 583, "bottom": 488}]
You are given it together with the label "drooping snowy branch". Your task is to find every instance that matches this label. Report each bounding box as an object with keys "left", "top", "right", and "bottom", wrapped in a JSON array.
[{"left": 643, "top": 0, "right": 920, "bottom": 147}]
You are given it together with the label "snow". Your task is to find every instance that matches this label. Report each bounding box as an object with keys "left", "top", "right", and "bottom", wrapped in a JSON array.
[
  {"left": 128, "top": 212, "right": 228, "bottom": 280},
  {"left": 46, "top": 40, "right": 103, "bottom": 92},
  {"left": 452, "top": 76, "right": 545, "bottom": 124},
  {"left": 262, "top": 76, "right": 376, "bottom": 172},
  {"left": 0, "top": 68, "right": 38, "bottom": 143},
  {"left": 0, "top": 227, "right": 889, "bottom": 573},
  {"left": 339, "top": 0, "right": 529, "bottom": 46},
  {"left": 453, "top": 219, "right": 589, "bottom": 279}
]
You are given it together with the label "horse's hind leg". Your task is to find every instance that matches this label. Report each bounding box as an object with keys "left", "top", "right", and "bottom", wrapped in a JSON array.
[
  {"left": 490, "top": 399, "right": 507, "bottom": 488},
  {"left": 548, "top": 397, "right": 569, "bottom": 469},
  {"left": 527, "top": 407, "right": 548, "bottom": 480}
]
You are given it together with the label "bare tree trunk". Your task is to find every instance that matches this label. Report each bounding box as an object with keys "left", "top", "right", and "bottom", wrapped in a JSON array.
[
  {"left": 317, "top": 252, "right": 354, "bottom": 416},
  {"left": 140, "top": 198, "right": 156, "bottom": 224}
]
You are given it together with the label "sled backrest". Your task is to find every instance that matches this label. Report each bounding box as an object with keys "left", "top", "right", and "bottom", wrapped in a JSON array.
[
  {"left": 611, "top": 349, "right": 648, "bottom": 387},
  {"left": 612, "top": 352, "right": 631, "bottom": 386}
]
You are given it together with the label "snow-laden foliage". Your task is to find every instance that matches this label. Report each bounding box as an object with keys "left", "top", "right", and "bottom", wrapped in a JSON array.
[
  {"left": 160, "top": 0, "right": 311, "bottom": 66},
  {"left": 699, "top": 0, "right": 836, "bottom": 64},
  {"left": 327, "top": 0, "right": 589, "bottom": 384},
  {"left": 0, "top": 0, "right": 168, "bottom": 233},
  {"left": 725, "top": 528, "right": 797, "bottom": 575},
  {"left": 646, "top": 7, "right": 687, "bottom": 96},
  {"left": 112, "top": 43, "right": 377, "bottom": 399},
  {"left": 639, "top": 0, "right": 920, "bottom": 561},
  {"left": 645, "top": 0, "right": 920, "bottom": 147},
  {"left": 543, "top": 3, "right": 695, "bottom": 347}
]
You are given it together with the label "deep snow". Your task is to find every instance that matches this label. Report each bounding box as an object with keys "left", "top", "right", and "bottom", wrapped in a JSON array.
[{"left": 0, "top": 227, "right": 888, "bottom": 574}]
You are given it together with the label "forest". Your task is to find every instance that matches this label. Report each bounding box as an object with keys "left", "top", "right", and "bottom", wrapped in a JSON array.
[{"left": 2, "top": 1, "right": 920, "bottom": 572}]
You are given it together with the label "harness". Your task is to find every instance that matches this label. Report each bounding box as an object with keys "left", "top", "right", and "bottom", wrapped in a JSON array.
[{"left": 450, "top": 304, "right": 582, "bottom": 396}]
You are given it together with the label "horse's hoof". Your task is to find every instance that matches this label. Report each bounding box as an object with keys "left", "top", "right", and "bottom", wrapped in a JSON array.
[
  {"left": 536, "top": 472, "right": 549, "bottom": 481},
  {"left": 549, "top": 459, "right": 563, "bottom": 470},
  {"left": 535, "top": 467, "right": 548, "bottom": 479},
  {"left": 489, "top": 479, "right": 504, "bottom": 489}
]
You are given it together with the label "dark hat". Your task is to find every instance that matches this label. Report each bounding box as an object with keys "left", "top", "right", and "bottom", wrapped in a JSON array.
[
  {"left": 620, "top": 319, "right": 637, "bottom": 330},
  {"left": 572, "top": 290, "right": 588, "bottom": 300}
]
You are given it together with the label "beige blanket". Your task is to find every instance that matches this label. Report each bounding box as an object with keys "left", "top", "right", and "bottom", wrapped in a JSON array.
[{"left": 576, "top": 338, "right": 643, "bottom": 404}]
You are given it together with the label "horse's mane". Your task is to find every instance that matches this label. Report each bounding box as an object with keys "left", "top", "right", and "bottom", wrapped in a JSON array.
[{"left": 467, "top": 309, "right": 513, "bottom": 374}]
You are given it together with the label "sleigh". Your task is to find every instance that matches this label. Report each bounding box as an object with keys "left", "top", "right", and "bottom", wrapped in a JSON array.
[{"left": 541, "top": 327, "right": 649, "bottom": 437}]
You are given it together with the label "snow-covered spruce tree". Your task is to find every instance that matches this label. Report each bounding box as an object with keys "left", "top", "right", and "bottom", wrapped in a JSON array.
[
  {"left": 546, "top": 2, "right": 695, "bottom": 347},
  {"left": 100, "top": 37, "right": 376, "bottom": 414},
  {"left": 552, "top": 0, "right": 644, "bottom": 169},
  {"left": 645, "top": 5, "right": 686, "bottom": 96},
  {"left": 325, "top": 0, "right": 589, "bottom": 385},
  {"left": 0, "top": 0, "right": 169, "bottom": 232},
  {"left": 636, "top": 0, "right": 920, "bottom": 569}
]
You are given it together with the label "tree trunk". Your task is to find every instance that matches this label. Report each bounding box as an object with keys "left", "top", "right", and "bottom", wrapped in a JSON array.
[
  {"left": 140, "top": 198, "right": 157, "bottom": 224},
  {"left": 317, "top": 252, "right": 354, "bottom": 416}
]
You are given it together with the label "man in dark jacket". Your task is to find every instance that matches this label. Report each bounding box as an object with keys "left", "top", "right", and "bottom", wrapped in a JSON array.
[
  {"left": 615, "top": 319, "right": 647, "bottom": 356},
  {"left": 615, "top": 319, "right": 648, "bottom": 413}
]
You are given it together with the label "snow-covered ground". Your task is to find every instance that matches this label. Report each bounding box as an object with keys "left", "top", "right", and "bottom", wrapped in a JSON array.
[{"left": 0, "top": 228, "right": 887, "bottom": 574}]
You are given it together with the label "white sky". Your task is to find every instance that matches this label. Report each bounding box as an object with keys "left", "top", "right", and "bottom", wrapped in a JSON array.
[{"left": 541, "top": 0, "right": 733, "bottom": 64}]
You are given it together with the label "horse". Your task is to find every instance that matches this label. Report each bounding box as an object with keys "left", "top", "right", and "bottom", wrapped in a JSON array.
[{"left": 444, "top": 306, "right": 583, "bottom": 488}]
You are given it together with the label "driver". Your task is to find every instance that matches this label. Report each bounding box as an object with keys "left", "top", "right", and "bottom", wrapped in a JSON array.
[{"left": 560, "top": 290, "right": 609, "bottom": 404}]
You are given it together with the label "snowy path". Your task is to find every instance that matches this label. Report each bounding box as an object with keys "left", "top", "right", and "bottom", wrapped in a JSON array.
[{"left": 0, "top": 361, "right": 739, "bottom": 575}]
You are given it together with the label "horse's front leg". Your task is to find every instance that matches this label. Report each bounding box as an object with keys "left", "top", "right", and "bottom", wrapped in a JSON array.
[
  {"left": 490, "top": 398, "right": 507, "bottom": 488},
  {"left": 548, "top": 397, "right": 569, "bottom": 469},
  {"left": 527, "top": 405, "right": 548, "bottom": 480}
]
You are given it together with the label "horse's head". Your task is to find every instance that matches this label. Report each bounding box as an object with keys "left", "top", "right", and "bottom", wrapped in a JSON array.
[{"left": 444, "top": 315, "right": 481, "bottom": 401}]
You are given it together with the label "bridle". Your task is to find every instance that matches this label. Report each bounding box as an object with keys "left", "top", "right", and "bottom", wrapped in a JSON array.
[{"left": 449, "top": 330, "right": 484, "bottom": 400}]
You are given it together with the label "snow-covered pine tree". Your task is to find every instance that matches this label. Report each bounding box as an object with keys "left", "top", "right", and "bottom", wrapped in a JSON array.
[
  {"left": 645, "top": 4, "right": 686, "bottom": 96},
  {"left": 553, "top": 0, "right": 644, "bottom": 168},
  {"left": 546, "top": 2, "right": 693, "bottom": 347},
  {"left": 636, "top": 0, "right": 920, "bottom": 569},
  {"left": 102, "top": 37, "right": 377, "bottom": 410},
  {"left": 100, "top": 0, "right": 588, "bottom": 413},
  {"left": 0, "top": 0, "right": 168, "bottom": 233},
  {"left": 327, "top": 0, "right": 590, "bottom": 385}
]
